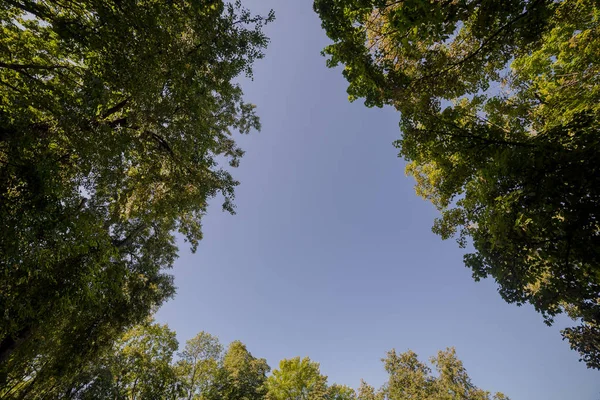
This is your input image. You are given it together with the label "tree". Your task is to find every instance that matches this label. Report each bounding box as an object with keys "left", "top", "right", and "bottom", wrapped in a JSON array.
[
  {"left": 49, "top": 327, "right": 269, "bottom": 400},
  {"left": 109, "top": 321, "right": 179, "bottom": 400},
  {"left": 374, "top": 348, "right": 508, "bottom": 400},
  {"left": 266, "top": 357, "right": 329, "bottom": 400},
  {"left": 0, "top": 0, "right": 273, "bottom": 388},
  {"left": 356, "top": 381, "right": 382, "bottom": 400},
  {"left": 5, "top": 320, "right": 180, "bottom": 400},
  {"left": 314, "top": 0, "right": 600, "bottom": 368},
  {"left": 327, "top": 384, "right": 356, "bottom": 400},
  {"left": 176, "top": 331, "right": 223, "bottom": 400},
  {"left": 203, "top": 340, "right": 271, "bottom": 400}
]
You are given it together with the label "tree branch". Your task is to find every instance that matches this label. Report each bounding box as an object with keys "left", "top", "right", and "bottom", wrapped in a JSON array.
[
  {"left": 101, "top": 97, "right": 131, "bottom": 119},
  {"left": 0, "top": 62, "right": 71, "bottom": 72},
  {"left": 415, "top": 0, "right": 546, "bottom": 84},
  {"left": 112, "top": 223, "right": 147, "bottom": 249}
]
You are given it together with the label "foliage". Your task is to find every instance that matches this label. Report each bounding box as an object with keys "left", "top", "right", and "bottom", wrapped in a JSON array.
[
  {"left": 176, "top": 331, "right": 223, "bottom": 400},
  {"left": 98, "top": 321, "right": 180, "bottom": 400},
  {"left": 1, "top": 321, "right": 510, "bottom": 399},
  {"left": 1, "top": 320, "right": 180, "bottom": 399},
  {"left": 314, "top": 0, "right": 600, "bottom": 368},
  {"left": 361, "top": 348, "right": 508, "bottom": 400},
  {"left": 356, "top": 380, "right": 382, "bottom": 400},
  {"left": 204, "top": 340, "right": 271, "bottom": 400},
  {"left": 266, "top": 357, "right": 329, "bottom": 400},
  {"left": 0, "top": 0, "right": 273, "bottom": 389},
  {"left": 327, "top": 384, "right": 357, "bottom": 400},
  {"left": 174, "top": 333, "right": 271, "bottom": 400}
]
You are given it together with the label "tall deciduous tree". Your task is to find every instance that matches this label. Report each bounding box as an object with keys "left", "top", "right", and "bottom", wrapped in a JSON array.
[
  {"left": 176, "top": 331, "right": 223, "bottom": 400},
  {"left": 203, "top": 340, "right": 270, "bottom": 400},
  {"left": 108, "top": 321, "right": 180, "bottom": 400},
  {"left": 0, "top": 0, "right": 272, "bottom": 388},
  {"left": 356, "top": 380, "right": 382, "bottom": 400},
  {"left": 315, "top": 0, "right": 600, "bottom": 368},
  {"left": 370, "top": 348, "right": 508, "bottom": 400},
  {"left": 266, "top": 357, "right": 329, "bottom": 400},
  {"left": 3, "top": 320, "right": 180, "bottom": 399}
]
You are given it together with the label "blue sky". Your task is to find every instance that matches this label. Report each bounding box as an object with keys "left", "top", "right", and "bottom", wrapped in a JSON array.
[{"left": 156, "top": 1, "right": 599, "bottom": 398}]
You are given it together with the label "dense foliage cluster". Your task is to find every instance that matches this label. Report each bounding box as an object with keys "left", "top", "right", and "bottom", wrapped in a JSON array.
[
  {"left": 315, "top": 0, "right": 600, "bottom": 368},
  {"left": 1, "top": 320, "right": 509, "bottom": 399},
  {"left": 0, "top": 0, "right": 272, "bottom": 389}
]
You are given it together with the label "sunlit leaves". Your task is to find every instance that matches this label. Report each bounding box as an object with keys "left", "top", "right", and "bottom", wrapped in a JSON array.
[
  {"left": 267, "top": 357, "right": 329, "bottom": 400},
  {"left": 0, "top": 0, "right": 272, "bottom": 393},
  {"left": 376, "top": 348, "right": 508, "bottom": 400},
  {"left": 315, "top": 0, "right": 600, "bottom": 368}
]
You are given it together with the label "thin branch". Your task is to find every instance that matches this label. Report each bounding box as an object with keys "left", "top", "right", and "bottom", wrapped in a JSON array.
[
  {"left": 0, "top": 62, "right": 72, "bottom": 71},
  {"left": 112, "top": 223, "right": 147, "bottom": 248},
  {"left": 100, "top": 97, "right": 131, "bottom": 119}
]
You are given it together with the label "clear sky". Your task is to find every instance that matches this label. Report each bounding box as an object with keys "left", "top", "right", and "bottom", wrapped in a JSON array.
[{"left": 156, "top": 1, "right": 600, "bottom": 398}]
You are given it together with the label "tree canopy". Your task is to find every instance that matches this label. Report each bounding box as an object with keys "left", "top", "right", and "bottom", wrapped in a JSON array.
[
  {"left": 314, "top": 0, "right": 600, "bottom": 368},
  {"left": 0, "top": 0, "right": 273, "bottom": 388},
  {"left": 360, "top": 347, "right": 508, "bottom": 400},
  {"left": 266, "top": 357, "right": 329, "bottom": 400},
  {"left": 2, "top": 0, "right": 598, "bottom": 393}
]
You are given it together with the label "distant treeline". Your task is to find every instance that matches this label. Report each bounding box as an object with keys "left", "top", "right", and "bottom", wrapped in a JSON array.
[{"left": 2, "top": 319, "right": 509, "bottom": 399}]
